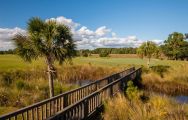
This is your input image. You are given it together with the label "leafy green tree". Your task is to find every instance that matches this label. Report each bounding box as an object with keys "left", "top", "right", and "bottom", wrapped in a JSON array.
[
  {"left": 164, "top": 32, "right": 184, "bottom": 60},
  {"left": 13, "top": 17, "right": 76, "bottom": 97},
  {"left": 177, "top": 41, "right": 188, "bottom": 60},
  {"left": 137, "top": 41, "right": 158, "bottom": 67},
  {"left": 99, "top": 50, "right": 110, "bottom": 57}
]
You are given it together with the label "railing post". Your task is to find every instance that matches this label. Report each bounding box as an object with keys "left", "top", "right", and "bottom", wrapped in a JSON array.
[
  {"left": 84, "top": 99, "right": 89, "bottom": 119},
  {"left": 95, "top": 81, "right": 99, "bottom": 91},
  {"left": 63, "top": 94, "right": 68, "bottom": 108},
  {"left": 110, "top": 84, "right": 113, "bottom": 97},
  {"left": 108, "top": 76, "right": 112, "bottom": 84},
  {"left": 120, "top": 78, "right": 124, "bottom": 92}
]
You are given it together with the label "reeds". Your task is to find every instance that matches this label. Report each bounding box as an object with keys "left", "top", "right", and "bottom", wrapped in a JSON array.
[
  {"left": 142, "top": 64, "right": 188, "bottom": 96},
  {"left": 103, "top": 93, "right": 188, "bottom": 120},
  {"left": 0, "top": 64, "right": 120, "bottom": 114}
]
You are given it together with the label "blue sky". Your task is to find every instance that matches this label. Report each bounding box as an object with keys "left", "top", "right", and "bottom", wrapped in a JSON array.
[{"left": 0, "top": 0, "right": 188, "bottom": 50}]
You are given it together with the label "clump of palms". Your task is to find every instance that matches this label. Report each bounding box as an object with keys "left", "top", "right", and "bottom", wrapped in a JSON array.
[{"left": 13, "top": 17, "right": 76, "bottom": 97}]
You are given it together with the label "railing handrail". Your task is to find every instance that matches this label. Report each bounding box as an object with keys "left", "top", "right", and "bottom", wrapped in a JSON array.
[
  {"left": 0, "top": 67, "right": 135, "bottom": 119},
  {"left": 48, "top": 67, "right": 141, "bottom": 120}
]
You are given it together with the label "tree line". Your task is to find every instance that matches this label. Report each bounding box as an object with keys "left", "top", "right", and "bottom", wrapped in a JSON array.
[
  {"left": 76, "top": 48, "right": 137, "bottom": 57},
  {"left": 77, "top": 32, "right": 188, "bottom": 60},
  {"left": 1, "top": 32, "right": 188, "bottom": 61}
]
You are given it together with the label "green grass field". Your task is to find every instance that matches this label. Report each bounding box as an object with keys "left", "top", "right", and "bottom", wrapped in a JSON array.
[{"left": 1, "top": 54, "right": 187, "bottom": 70}]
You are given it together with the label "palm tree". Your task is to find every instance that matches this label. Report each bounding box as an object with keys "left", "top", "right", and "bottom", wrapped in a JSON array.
[
  {"left": 13, "top": 17, "right": 76, "bottom": 97},
  {"left": 137, "top": 41, "right": 157, "bottom": 67}
]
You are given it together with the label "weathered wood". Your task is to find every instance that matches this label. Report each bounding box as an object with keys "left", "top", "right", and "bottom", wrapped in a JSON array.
[{"left": 48, "top": 68, "right": 141, "bottom": 120}]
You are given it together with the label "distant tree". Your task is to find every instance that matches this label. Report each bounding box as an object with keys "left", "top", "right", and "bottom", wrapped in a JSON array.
[
  {"left": 99, "top": 50, "right": 110, "bottom": 57},
  {"left": 177, "top": 41, "right": 188, "bottom": 60},
  {"left": 91, "top": 47, "right": 137, "bottom": 54},
  {"left": 80, "top": 49, "right": 90, "bottom": 57},
  {"left": 13, "top": 17, "right": 76, "bottom": 97},
  {"left": 153, "top": 47, "right": 162, "bottom": 59},
  {"left": 0, "top": 49, "right": 16, "bottom": 54},
  {"left": 163, "top": 32, "right": 184, "bottom": 60},
  {"left": 137, "top": 41, "right": 158, "bottom": 67}
]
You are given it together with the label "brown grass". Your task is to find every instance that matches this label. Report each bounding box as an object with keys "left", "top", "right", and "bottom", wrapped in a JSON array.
[
  {"left": 142, "top": 64, "right": 188, "bottom": 96},
  {"left": 103, "top": 93, "right": 188, "bottom": 120},
  {"left": 0, "top": 64, "right": 120, "bottom": 115}
]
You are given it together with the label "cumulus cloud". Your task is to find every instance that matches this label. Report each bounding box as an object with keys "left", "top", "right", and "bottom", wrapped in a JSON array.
[
  {"left": 0, "top": 27, "right": 26, "bottom": 50},
  {"left": 0, "top": 16, "right": 163, "bottom": 50},
  {"left": 46, "top": 16, "right": 79, "bottom": 31},
  {"left": 95, "top": 26, "right": 111, "bottom": 36}
]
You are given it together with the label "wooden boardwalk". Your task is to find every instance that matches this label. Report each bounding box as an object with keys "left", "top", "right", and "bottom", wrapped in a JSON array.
[{"left": 0, "top": 67, "right": 142, "bottom": 120}]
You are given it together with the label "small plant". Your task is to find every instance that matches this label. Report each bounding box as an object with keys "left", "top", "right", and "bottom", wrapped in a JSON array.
[{"left": 126, "top": 81, "right": 139, "bottom": 100}]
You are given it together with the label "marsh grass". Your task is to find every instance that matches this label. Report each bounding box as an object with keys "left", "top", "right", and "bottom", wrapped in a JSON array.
[
  {"left": 0, "top": 63, "right": 120, "bottom": 115},
  {"left": 142, "top": 63, "right": 188, "bottom": 96},
  {"left": 103, "top": 93, "right": 188, "bottom": 120}
]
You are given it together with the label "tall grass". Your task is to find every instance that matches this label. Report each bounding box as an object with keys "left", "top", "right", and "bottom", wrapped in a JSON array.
[
  {"left": 104, "top": 93, "right": 188, "bottom": 120},
  {"left": 142, "top": 64, "right": 188, "bottom": 95},
  {"left": 0, "top": 64, "right": 120, "bottom": 115}
]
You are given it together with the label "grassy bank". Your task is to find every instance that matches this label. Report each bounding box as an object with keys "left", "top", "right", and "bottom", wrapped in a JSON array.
[
  {"left": 104, "top": 93, "right": 188, "bottom": 120},
  {"left": 142, "top": 64, "right": 188, "bottom": 96},
  {"left": 0, "top": 54, "right": 188, "bottom": 115}
]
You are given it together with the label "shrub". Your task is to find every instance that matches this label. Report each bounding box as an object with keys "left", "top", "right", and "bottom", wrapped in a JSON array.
[
  {"left": 54, "top": 83, "right": 63, "bottom": 96},
  {"left": 0, "top": 72, "right": 13, "bottom": 86},
  {"left": 150, "top": 65, "right": 170, "bottom": 77},
  {"left": 126, "top": 81, "right": 139, "bottom": 99},
  {"left": 82, "top": 52, "right": 88, "bottom": 57},
  {"left": 0, "top": 88, "right": 10, "bottom": 106},
  {"left": 99, "top": 51, "right": 109, "bottom": 57},
  {"left": 16, "top": 80, "right": 30, "bottom": 90}
]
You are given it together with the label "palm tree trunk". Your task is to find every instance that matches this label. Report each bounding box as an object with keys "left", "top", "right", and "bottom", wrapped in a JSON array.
[
  {"left": 46, "top": 56, "right": 55, "bottom": 98},
  {"left": 147, "top": 58, "right": 150, "bottom": 68},
  {"left": 47, "top": 65, "right": 54, "bottom": 97}
]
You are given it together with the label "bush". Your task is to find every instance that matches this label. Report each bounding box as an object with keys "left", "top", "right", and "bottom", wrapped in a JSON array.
[
  {"left": 99, "top": 51, "right": 109, "bottom": 57},
  {"left": 16, "top": 80, "right": 30, "bottom": 90},
  {"left": 0, "top": 72, "right": 13, "bottom": 86},
  {"left": 54, "top": 83, "right": 63, "bottom": 96},
  {"left": 126, "top": 81, "right": 139, "bottom": 99},
  {"left": 150, "top": 65, "right": 170, "bottom": 77},
  {"left": 0, "top": 88, "right": 10, "bottom": 106},
  {"left": 82, "top": 52, "right": 88, "bottom": 57}
]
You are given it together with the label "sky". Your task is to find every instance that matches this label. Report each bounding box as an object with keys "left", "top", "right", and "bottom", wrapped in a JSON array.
[{"left": 0, "top": 0, "right": 188, "bottom": 50}]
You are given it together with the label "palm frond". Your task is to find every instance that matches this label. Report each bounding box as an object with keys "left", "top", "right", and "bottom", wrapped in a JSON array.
[
  {"left": 13, "top": 34, "right": 38, "bottom": 62},
  {"left": 28, "top": 17, "right": 45, "bottom": 35}
]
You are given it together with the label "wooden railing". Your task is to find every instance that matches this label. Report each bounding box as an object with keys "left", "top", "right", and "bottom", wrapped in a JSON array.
[
  {"left": 0, "top": 67, "right": 136, "bottom": 120},
  {"left": 48, "top": 67, "right": 142, "bottom": 120}
]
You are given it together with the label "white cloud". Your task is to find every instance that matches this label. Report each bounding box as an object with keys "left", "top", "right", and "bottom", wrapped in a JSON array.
[
  {"left": 95, "top": 26, "right": 111, "bottom": 36},
  {"left": 0, "top": 16, "right": 163, "bottom": 50},
  {"left": 46, "top": 16, "right": 79, "bottom": 30},
  {"left": 0, "top": 27, "right": 26, "bottom": 50},
  {"left": 111, "top": 32, "right": 117, "bottom": 37}
]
